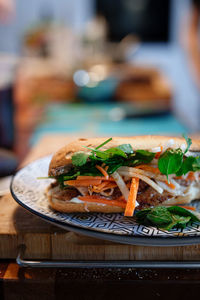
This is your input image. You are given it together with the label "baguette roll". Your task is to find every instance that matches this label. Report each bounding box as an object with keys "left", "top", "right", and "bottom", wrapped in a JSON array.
[{"left": 47, "top": 136, "right": 200, "bottom": 213}]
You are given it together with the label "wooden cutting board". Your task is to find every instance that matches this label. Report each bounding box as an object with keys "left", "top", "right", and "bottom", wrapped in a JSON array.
[{"left": 1, "top": 134, "right": 200, "bottom": 260}]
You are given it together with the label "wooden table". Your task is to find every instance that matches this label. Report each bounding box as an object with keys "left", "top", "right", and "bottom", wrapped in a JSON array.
[{"left": 1, "top": 134, "right": 200, "bottom": 299}]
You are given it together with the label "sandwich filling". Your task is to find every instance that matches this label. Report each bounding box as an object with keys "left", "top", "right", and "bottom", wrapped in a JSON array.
[{"left": 48, "top": 136, "right": 200, "bottom": 216}]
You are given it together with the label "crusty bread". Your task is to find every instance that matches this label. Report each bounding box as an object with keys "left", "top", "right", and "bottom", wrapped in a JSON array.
[
  {"left": 47, "top": 135, "right": 200, "bottom": 213},
  {"left": 49, "top": 136, "right": 200, "bottom": 176}
]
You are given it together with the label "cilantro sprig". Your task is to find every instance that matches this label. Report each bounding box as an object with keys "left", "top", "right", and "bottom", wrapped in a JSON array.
[
  {"left": 56, "top": 134, "right": 200, "bottom": 187},
  {"left": 135, "top": 206, "right": 200, "bottom": 231},
  {"left": 157, "top": 134, "right": 200, "bottom": 178},
  {"left": 71, "top": 138, "right": 155, "bottom": 173}
]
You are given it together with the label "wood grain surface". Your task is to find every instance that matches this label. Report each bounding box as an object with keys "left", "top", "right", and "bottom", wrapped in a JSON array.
[{"left": 1, "top": 134, "right": 200, "bottom": 261}]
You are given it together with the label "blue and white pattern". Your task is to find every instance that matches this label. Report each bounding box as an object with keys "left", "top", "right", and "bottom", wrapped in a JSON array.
[{"left": 11, "top": 156, "right": 200, "bottom": 238}]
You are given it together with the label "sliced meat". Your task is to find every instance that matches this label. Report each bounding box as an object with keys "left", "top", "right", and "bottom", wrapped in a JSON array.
[
  {"left": 50, "top": 164, "right": 73, "bottom": 176},
  {"left": 50, "top": 179, "right": 173, "bottom": 207},
  {"left": 50, "top": 183, "right": 79, "bottom": 201},
  {"left": 135, "top": 181, "right": 172, "bottom": 209},
  {"left": 76, "top": 186, "right": 88, "bottom": 196}
]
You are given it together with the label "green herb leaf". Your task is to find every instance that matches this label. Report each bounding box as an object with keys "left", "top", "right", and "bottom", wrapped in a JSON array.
[
  {"left": 135, "top": 208, "right": 152, "bottom": 223},
  {"left": 183, "top": 134, "right": 192, "bottom": 154},
  {"left": 71, "top": 152, "right": 89, "bottom": 166},
  {"left": 117, "top": 144, "right": 133, "bottom": 154},
  {"left": 176, "top": 156, "right": 199, "bottom": 176},
  {"left": 192, "top": 156, "right": 200, "bottom": 171},
  {"left": 129, "top": 150, "right": 155, "bottom": 166},
  {"left": 135, "top": 150, "right": 155, "bottom": 159},
  {"left": 146, "top": 207, "right": 172, "bottom": 225},
  {"left": 62, "top": 171, "right": 80, "bottom": 181},
  {"left": 162, "top": 215, "right": 191, "bottom": 231},
  {"left": 85, "top": 146, "right": 128, "bottom": 161},
  {"left": 167, "top": 206, "right": 200, "bottom": 222},
  {"left": 95, "top": 138, "right": 112, "bottom": 150},
  {"left": 158, "top": 148, "right": 183, "bottom": 179},
  {"left": 105, "top": 147, "right": 127, "bottom": 158},
  {"left": 135, "top": 205, "right": 200, "bottom": 231},
  {"left": 83, "top": 147, "right": 109, "bottom": 160}
]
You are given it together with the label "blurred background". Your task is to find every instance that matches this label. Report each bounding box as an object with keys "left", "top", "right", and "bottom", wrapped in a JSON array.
[{"left": 0, "top": 0, "right": 200, "bottom": 178}]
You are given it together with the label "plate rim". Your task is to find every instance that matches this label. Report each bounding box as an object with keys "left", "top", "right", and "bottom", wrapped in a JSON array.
[{"left": 9, "top": 156, "right": 200, "bottom": 247}]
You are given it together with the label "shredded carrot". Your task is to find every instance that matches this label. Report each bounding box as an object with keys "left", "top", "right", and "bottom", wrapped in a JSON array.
[
  {"left": 117, "top": 195, "right": 126, "bottom": 202},
  {"left": 96, "top": 165, "right": 109, "bottom": 179},
  {"left": 165, "top": 180, "right": 176, "bottom": 189},
  {"left": 124, "top": 178, "right": 139, "bottom": 217},
  {"left": 98, "top": 182, "right": 117, "bottom": 189},
  {"left": 92, "top": 181, "right": 118, "bottom": 193},
  {"left": 64, "top": 179, "right": 102, "bottom": 186},
  {"left": 78, "top": 196, "right": 126, "bottom": 208},
  {"left": 186, "top": 172, "right": 195, "bottom": 181},
  {"left": 126, "top": 182, "right": 131, "bottom": 188},
  {"left": 76, "top": 176, "right": 115, "bottom": 181},
  {"left": 155, "top": 146, "right": 163, "bottom": 159},
  {"left": 179, "top": 205, "right": 196, "bottom": 211},
  {"left": 93, "top": 181, "right": 109, "bottom": 190},
  {"left": 175, "top": 176, "right": 183, "bottom": 180},
  {"left": 136, "top": 165, "right": 160, "bottom": 174}
]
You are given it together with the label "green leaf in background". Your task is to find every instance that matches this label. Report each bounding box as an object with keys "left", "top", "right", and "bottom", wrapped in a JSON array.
[
  {"left": 183, "top": 133, "right": 192, "bottom": 154},
  {"left": 146, "top": 206, "right": 172, "bottom": 225},
  {"left": 158, "top": 148, "right": 183, "bottom": 179},
  {"left": 71, "top": 152, "right": 89, "bottom": 167}
]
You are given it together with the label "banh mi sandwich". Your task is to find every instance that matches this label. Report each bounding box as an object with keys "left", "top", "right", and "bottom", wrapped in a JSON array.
[{"left": 46, "top": 135, "right": 200, "bottom": 217}]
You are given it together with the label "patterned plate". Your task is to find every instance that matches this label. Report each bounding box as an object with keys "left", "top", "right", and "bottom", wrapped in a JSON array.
[{"left": 10, "top": 156, "right": 200, "bottom": 246}]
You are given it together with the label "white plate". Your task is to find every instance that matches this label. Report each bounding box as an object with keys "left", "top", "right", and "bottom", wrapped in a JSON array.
[{"left": 10, "top": 156, "right": 200, "bottom": 246}]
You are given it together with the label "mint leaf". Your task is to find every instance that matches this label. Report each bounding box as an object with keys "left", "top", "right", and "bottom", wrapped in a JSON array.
[
  {"left": 158, "top": 148, "right": 183, "bottom": 179},
  {"left": 163, "top": 215, "right": 191, "bottom": 230},
  {"left": 183, "top": 134, "right": 192, "bottom": 154},
  {"left": 117, "top": 144, "right": 133, "bottom": 154},
  {"left": 135, "top": 208, "right": 152, "bottom": 225},
  {"left": 72, "top": 152, "right": 89, "bottom": 166},
  {"left": 135, "top": 205, "right": 199, "bottom": 231},
  {"left": 176, "top": 156, "right": 200, "bottom": 176},
  {"left": 167, "top": 206, "right": 200, "bottom": 222},
  {"left": 146, "top": 207, "right": 172, "bottom": 225},
  {"left": 191, "top": 156, "right": 200, "bottom": 171}
]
